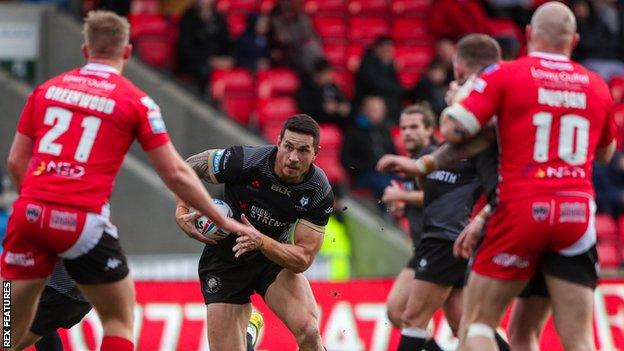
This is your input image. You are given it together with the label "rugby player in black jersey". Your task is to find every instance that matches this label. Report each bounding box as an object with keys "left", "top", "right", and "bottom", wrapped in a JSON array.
[
  {"left": 175, "top": 115, "right": 333, "bottom": 351},
  {"left": 378, "top": 34, "right": 511, "bottom": 351},
  {"left": 382, "top": 104, "right": 437, "bottom": 330}
]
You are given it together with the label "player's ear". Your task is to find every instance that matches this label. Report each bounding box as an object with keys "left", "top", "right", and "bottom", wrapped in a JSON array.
[
  {"left": 122, "top": 44, "right": 133, "bottom": 60},
  {"left": 525, "top": 25, "right": 532, "bottom": 46},
  {"left": 81, "top": 44, "right": 89, "bottom": 60},
  {"left": 571, "top": 33, "right": 580, "bottom": 51}
]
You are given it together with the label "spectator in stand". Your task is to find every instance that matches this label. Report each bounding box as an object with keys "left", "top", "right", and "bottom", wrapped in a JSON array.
[
  {"left": 235, "top": 13, "right": 270, "bottom": 72},
  {"left": 341, "top": 96, "right": 397, "bottom": 200},
  {"left": 296, "top": 59, "right": 351, "bottom": 129},
  {"left": 177, "top": 0, "right": 234, "bottom": 95},
  {"left": 98, "top": 0, "right": 130, "bottom": 16},
  {"left": 572, "top": 0, "right": 624, "bottom": 80},
  {"left": 268, "top": 0, "right": 323, "bottom": 73},
  {"left": 430, "top": 0, "right": 490, "bottom": 41},
  {"left": 355, "top": 37, "right": 404, "bottom": 123},
  {"left": 594, "top": 151, "right": 624, "bottom": 217},
  {"left": 435, "top": 39, "right": 456, "bottom": 86},
  {"left": 412, "top": 60, "right": 450, "bottom": 117}
]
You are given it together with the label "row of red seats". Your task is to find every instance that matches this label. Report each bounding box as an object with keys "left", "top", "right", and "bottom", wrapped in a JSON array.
[
  {"left": 595, "top": 213, "right": 624, "bottom": 268},
  {"left": 312, "top": 16, "right": 432, "bottom": 45},
  {"left": 216, "top": 0, "right": 431, "bottom": 17}
]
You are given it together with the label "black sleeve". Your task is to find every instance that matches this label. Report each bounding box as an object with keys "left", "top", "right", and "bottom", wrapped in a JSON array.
[
  {"left": 213, "top": 146, "right": 245, "bottom": 184},
  {"left": 473, "top": 144, "right": 499, "bottom": 206},
  {"left": 302, "top": 188, "right": 334, "bottom": 227}
]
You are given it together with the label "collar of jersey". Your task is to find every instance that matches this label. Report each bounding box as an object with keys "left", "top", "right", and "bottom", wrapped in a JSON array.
[
  {"left": 82, "top": 63, "right": 120, "bottom": 75},
  {"left": 529, "top": 51, "right": 570, "bottom": 62}
]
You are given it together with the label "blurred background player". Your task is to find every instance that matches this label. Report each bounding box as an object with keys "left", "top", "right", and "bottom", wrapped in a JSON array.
[
  {"left": 176, "top": 115, "right": 333, "bottom": 351},
  {"left": 383, "top": 104, "right": 436, "bottom": 330},
  {"left": 2, "top": 10, "right": 250, "bottom": 351},
  {"left": 438, "top": 3, "right": 616, "bottom": 350}
]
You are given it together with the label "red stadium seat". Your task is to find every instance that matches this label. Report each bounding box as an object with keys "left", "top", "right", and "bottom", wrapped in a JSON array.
[
  {"left": 316, "top": 154, "right": 347, "bottom": 184},
  {"left": 257, "top": 97, "right": 299, "bottom": 128},
  {"left": 319, "top": 124, "right": 344, "bottom": 152},
  {"left": 348, "top": 0, "right": 389, "bottom": 16},
  {"left": 610, "top": 75, "right": 624, "bottom": 104},
  {"left": 226, "top": 13, "right": 248, "bottom": 39},
  {"left": 257, "top": 69, "right": 300, "bottom": 98},
  {"left": 332, "top": 69, "right": 354, "bottom": 99},
  {"left": 221, "top": 96, "right": 255, "bottom": 125},
  {"left": 217, "top": 0, "right": 258, "bottom": 13},
  {"left": 130, "top": 0, "right": 160, "bottom": 15},
  {"left": 259, "top": 0, "right": 276, "bottom": 12},
  {"left": 129, "top": 13, "right": 170, "bottom": 39},
  {"left": 313, "top": 16, "right": 347, "bottom": 40},
  {"left": 596, "top": 214, "right": 619, "bottom": 242},
  {"left": 392, "top": 18, "right": 433, "bottom": 44},
  {"left": 395, "top": 45, "right": 435, "bottom": 71},
  {"left": 398, "top": 70, "right": 423, "bottom": 89},
  {"left": 130, "top": 15, "right": 178, "bottom": 69},
  {"left": 262, "top": 122, "right": 282, "bottom": 143},
  {"left": 391, "top": 0, "right": 432, "bottom": 16},
  {"left": 323, "top": 43, "right": 347, "bottom": 68},
  {"left": 597, "top": 242, "right": 622, "bottom": 268},
  {"left": 346, "top": 44, "right": 365, "bottom": 72},
  {"left": 349, "top": 17, "right": 389, "bottom": 45},
  {"left": 210, "top": 68, "right": 255, "bottom": 101},
  {"left": 304, "top": 0, "right": 347, "bottom": 14}
]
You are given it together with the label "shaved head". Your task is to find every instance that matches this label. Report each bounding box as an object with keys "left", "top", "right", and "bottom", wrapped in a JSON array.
[{"left": 529, "top": 2, "right": 577, "bottom": 52}]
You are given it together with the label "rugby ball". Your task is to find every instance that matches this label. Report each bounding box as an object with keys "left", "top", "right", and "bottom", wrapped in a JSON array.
[{"left": 194, "top": 199, "right": 234, "bottom": 240}]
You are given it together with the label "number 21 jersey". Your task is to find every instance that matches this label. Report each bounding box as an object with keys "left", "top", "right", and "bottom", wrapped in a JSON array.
[{"left": 16, "top": 63, "right": 170, "bottom": 213}]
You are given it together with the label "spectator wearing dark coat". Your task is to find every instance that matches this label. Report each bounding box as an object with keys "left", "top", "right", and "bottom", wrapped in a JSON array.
[
  {"left": 341, "top": 96, "right": 397, "bottom": 199},
  {"left": 177, "top": 0, "right": 234, "bottom": 94},
  {"left": 594, "top": 151, "right": 624, "bottom": 217},
  {"left": 235, "top": 13, "right": 270, "bottom": 72},
  {"left": 296, "top": 59, "right": 351, "bottom": 128},
  {"left": 354, "top": 37, "right": 404, "bottom": 122}
]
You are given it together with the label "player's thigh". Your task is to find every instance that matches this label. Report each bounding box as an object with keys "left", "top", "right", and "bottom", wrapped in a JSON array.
[
  {"left": 77, "top": 275, "right": 135, "bottom": 325},
  {"left": 3, "top": 278, "right": 47, "bottom": 349},
  {"left": 206, "top": 302, "right": 251, "bottom": 351},
  {"left": 543, "top": 274, "right": 594, "bottom": 350},
  {"left": 508, "top": 296, "right": 550, "bottom": 351},
  {"left": 264, "top": 269, "right": 320, "bottom": 334},
  {"left": 386, "top": 268, "right": 416, "bottom": 323},
  {"left": 442, "top": 288, "right": 464, "bottom": 334},
  {"left": 402, "top": 279, "right": 453, "bottom": 327},
  {"left": 14, "top": 331, "right": 42, "bottom": 351}
]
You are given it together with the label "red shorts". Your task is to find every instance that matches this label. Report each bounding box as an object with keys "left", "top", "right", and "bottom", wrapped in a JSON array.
[
  {"left": 1, "top": 198, "right": 117, "bottom": 280},
  {"left": 473, "top": 193, "right": 596, "bottom": 281}
]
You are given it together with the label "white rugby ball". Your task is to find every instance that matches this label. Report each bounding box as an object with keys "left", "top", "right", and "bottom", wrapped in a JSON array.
[{"left": 194, "top": 199, "right": 234, "bottom": 240}]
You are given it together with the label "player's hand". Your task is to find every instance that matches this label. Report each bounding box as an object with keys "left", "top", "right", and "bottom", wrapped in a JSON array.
[
  {"left": 445, "top": 80, "right": 461, "bottom": 106},
  {"left": 453, "top": 217, "right": 484, "bottom": 259},
  {"left": 218, "top": 217, "right": 250, "bottom": 237},
  {"left": 376, "top": 155, "right": 419, "bottom": 177},
  {"left": 382, "top": 180, "right": 405, "bottom": 203},
  {"left": 176, "top": 211, "right": 218, "bottom": 245},
  {"left": 232, "top": 214, "right": 266, "bottom": 258}
]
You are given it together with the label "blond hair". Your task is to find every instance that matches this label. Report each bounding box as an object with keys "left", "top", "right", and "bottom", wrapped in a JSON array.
[{"left": 83, "top": 10, "right": 130, "bottom": 58}]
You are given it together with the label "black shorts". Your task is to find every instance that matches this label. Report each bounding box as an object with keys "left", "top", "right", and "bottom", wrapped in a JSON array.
[
  {"left": 414, "top": 237, "right": 468, "bottom": 288},
  {"left": 63, "top": 232, "right": 129, "bottom": 285},
  {"left": 198, "top": 247, "right": 284, "bottom": 305},
  {"left": 518, "top": 245, "right": 598, "bottom": 297},
  {"left": 30, "top": 286, "right": 92, "bottom": 336}
]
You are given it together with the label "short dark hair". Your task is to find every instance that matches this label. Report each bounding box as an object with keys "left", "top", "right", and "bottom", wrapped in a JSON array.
[
  {"left": 401, "top": 104, "right": 436, "bottom": 129},
  {"left": 456, "top": 34, "right": 501, "bottom": 71},
  {"left": 280, "top": 114, "right": 321, "bottom": 149}
]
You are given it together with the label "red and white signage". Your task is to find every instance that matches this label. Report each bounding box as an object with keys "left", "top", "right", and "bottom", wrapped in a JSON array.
[{"left": 33, "top": 279, "right": 624, "bottom": 350}]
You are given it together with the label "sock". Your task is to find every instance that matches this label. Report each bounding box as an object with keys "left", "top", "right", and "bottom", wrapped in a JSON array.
[
  {"left": 35, "top": 332, "right": 63, "bottom": 351},
  {"left": 246, "top": 332, "right": 254, "bottom": 351},
  {"left": 495, "top": 332, "right": 510, "bottom": 351},
  {"left": 423, "top": 338, "right": 444, "bottom": 351},
  {"left": 101, "top": 336, "right": 134, "bottom": 351},
  {"left": 398, "top": 335, "right": 426, "bottom": 351}
]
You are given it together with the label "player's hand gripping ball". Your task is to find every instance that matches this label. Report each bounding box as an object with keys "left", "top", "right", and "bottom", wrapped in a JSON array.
[{"left": 195, "top": 199, "right": 234, "bottom": 240}]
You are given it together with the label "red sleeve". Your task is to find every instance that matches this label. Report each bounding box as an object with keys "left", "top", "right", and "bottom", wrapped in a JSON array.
[
  {"left": 135, "top": 95, "right": 170, "bottom": 151},
  {"left": 598, "top": 101, "right": 617, "bottom": 148},
  {"left": 16, "top": 91, "right": 37, "bottom": 138},
  {"left": 445, "top": 63, "right": 505, "bottom": 135}
]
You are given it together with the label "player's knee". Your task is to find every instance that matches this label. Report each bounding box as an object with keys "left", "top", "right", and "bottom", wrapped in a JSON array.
[
  {"left": 509, "top": 326, "right": 539, "bottom": 349},
  {"left": 400, "top": 304, "right": 427, "bottom": 328},
  {"left": 293, "top": 318, "right": 321, "bottom": 346},
  {"left": 386, "top": 305, "right": 403, "bottom": 328}
]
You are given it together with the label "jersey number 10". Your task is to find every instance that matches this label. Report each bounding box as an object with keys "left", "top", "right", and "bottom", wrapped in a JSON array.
[
  {"left": 533, "top": 112, "right": 589, "bottom": 165},
  {"left": 38, "top": 106, "right": 102, "bottom": 162}
]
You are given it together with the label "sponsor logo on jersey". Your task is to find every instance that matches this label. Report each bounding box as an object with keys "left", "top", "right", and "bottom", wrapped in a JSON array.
[
  {"left": 62, "top": 75, "right": 117, "bottom": 91},
  {"left": 140, "top": 96, "right": 167, "bottom": 134},
  {"left": 249, "top": 205, "right": 288, "bottom": 227},
  {"left": 525, "top": 165, "right": 586, "bottom": 179},
  {"left": 250, "top": 180, "right": 261, "bottom": 189},
  {"left": 426, "top": 170, "right": 458, "bottom": 184},
  {"left": 418, "top": 258, "right": 427, "bottom": 271},
  {"left": 299, "top": 196, "right": 310, "bottom": 207},
  {"left": 105, "top": 257, "right": 123, "bottom": 271},
  {"left": 492, "top": 253, "right": 530, "bottom": 268},
  {"left": 271, "top": 184, "right": 291, "bottom": 197},
  {"left": 4, "top": 252, "right": 35, "bottom": 267},
  {"left": 530, "top": 67, "right": 589, "bottom": 85},
  {"left": 49, "top": 210, "right": 78, "bottom": 232},
  {"left": 25, "top": 204, "right": 42, "bottom": 223},
  {"left": 532, "top": 202, "right": 550, "bottom": 221},
  {"left": 32, "top": 160, "right": 86, "bottom": 179},
  {"left": 559, "top": 202, "right": 587, "bottom": 223},
  {"left": 324, "top": 207, "right": 334, "bottom": 215},
  {"left": 204, "top": 275, "right": 221, "bottom": 294},
  {"left": 472, "top": 78, "right": 487, "bottom": 93},
  {"left": 238, "top": 201, "right": 248, "bottom": 211}
]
